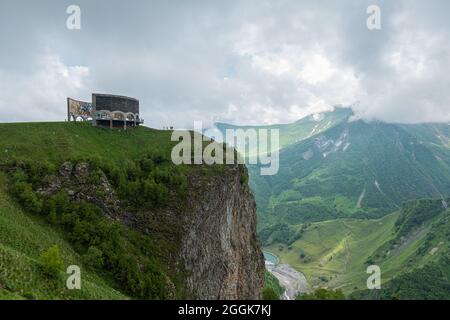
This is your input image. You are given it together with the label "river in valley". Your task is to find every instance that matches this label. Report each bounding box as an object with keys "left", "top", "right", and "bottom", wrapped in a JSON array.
[{"left": 264, "top": 251, "right": 309, "bottom": 300}]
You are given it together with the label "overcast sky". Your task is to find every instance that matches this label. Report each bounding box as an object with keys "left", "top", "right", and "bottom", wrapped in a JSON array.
[{"left": 0, "top": 0, "right": 449, "bottom": 128}]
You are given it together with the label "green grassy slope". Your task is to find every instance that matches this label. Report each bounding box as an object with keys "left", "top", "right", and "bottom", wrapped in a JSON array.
[
  {"left": 265, "top": 198, "right": 450, "bottom": 297},
  {"left": 0, "top": 122, "right": 176, "bottom": 164},
  {"left": 263, "top": 270, "right": 284, "bottom": 299},
  {"left": 0, "top": 122, "right": 202, "bottom": 299},
  {"left": 265, "top": 213, "right": 398, "bottom": 293},
  {"left": 254, "top": 120, "right": 450, "bottom": 229},
  {"left": 0, "top": 171, "right": 127, "bottom": 299}
]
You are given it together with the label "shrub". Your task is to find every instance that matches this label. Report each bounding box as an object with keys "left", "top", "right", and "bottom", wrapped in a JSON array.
[
  {"left": 11, "top": 182, "right": 42, "bottom": 214},
  {"left": 263, "top": 271, "right": 284, "bottom": 299},
  {"left": 23, "top": 292, "right": 36, "bottom": 300},
  {"left": 296, "top": 288, "right": 345, "bottom": 300},
  {"left": 239, "top": 166, "right": 249, "bottom": 185},
  {"left": 39, "top": 245, "right": 64, "bottom": 278},
  {"left": 83, "top": 246, "right": 104, "bottom": 269},
  {"left": 262, "top": 287, "right": 280, "bottom": 300}
]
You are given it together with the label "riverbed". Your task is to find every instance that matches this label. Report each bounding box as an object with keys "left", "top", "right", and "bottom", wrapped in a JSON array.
[{"left": 264, "top": 252, "right": 309, "bottom": 300}]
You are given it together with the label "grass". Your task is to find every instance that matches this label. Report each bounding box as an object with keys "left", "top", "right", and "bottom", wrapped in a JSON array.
[
  {"left": 265, "top": 213, "right": 404, "bottom": 293},
  {"left": 0, "top": 121, "right": 199, "bottom": 299},
  {"left": 264, "top": 204, "right": 449, "bottom": 295},
  {"left": 0, "top": 171, "right": 127, "bottom": 299},
  {"left": 0, "top": 122, "right": 176, "bottom": 165},
  {"left": 0, "top": 121, "right": 234, "bottom": 299}
]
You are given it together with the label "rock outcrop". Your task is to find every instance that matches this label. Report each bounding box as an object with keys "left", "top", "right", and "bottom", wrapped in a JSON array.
[
  {"left": 181, "top": 164, "right": 264, "bottom": 299},
  {"left": 39, "top": 161, "right": 264, "bottom": 300}
]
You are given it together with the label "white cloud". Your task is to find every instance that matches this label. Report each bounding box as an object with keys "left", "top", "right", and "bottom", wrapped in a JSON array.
[
  {"left": 350, "top": 6, "right": 450, "bottom": 124},
  {"left": 0, "top": 55, "right": 90, "bottom": 121},
  {"left": 0, "top": 0, "right": 449, "bottom": 127}
]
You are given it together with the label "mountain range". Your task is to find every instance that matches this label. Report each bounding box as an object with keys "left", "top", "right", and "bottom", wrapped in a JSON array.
[{"left": 217, "top": 107, "right": 450, "bottom": 299}]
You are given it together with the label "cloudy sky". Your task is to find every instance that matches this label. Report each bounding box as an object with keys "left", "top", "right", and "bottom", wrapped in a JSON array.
[{"left": 0, "top": 0, "right": 449, "bottom": 128}]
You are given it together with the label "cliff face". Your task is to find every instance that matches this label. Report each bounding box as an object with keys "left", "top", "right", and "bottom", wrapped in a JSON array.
[
  {"left": 40, "top": 161, "right": 264, "bottom": 299},
  {"left": 181, "top": 164, "right": 265, "bottom": 299}
]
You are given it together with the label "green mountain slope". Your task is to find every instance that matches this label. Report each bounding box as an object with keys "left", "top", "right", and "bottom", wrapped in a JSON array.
[
  {"left": 214, "top": 107, "right": 353, "bottom": 156},
  {"left": 0, "top": 122, "right": 186, "bottom": 299},
  {"left": 230, "top": 110, "right": 450, "bottom": 299},
  {"left": 214, "top": 107, "right": 353, "bottom": 218},
  {"left": 352, "top": 198, "right": 450, "bottom": 299},
  {"left": 253, "top": 120, "right": 450, "bottom": 228},
  {"left": 265, "top": 198, "right": 450, "bottom": 298},
  {"left": 0, "top": 171, "right": 127, "bottom": 299},
  {"left": 265, "top": 213, "right": 399, "bottom": 293}
]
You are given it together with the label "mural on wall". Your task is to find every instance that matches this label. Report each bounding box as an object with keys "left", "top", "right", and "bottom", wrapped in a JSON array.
[
  {"left": 67, "top": 94, "right": 143, "bottom": 128},
  {"left": 67, "top": 98, "right": 94, "bottom": 121}
]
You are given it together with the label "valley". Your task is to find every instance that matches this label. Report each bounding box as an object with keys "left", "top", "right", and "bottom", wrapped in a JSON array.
[
  {"left": 1, "top": 108, "right": 449, "bottom": 300},
  {"left": 265, "top": 263, "right": 309, "bottom": 300},
  {"left": 265, "top": 213, "right": 399, "bottom": 293},
  {"left": 238, "top": 107, "right": 450, "bottom": 299}
]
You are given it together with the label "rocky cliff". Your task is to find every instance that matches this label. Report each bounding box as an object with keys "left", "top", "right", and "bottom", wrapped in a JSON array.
[
  {"left": 181, "top": 164, "right": 265, "bottom": 299},
  {"left": 38, "top": 161, "right": 264, "bottom": 299},
  {"left": 0, "top": 123, "right": 265, "bottom": 299}
]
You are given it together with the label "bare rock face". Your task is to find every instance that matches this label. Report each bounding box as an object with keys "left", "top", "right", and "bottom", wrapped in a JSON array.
[{"left": 181, "top": 164, "right": 264, "bottom": 300}]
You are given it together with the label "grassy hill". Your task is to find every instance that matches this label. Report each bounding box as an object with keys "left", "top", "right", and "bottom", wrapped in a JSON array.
[
  {"left": 0, "top": 122, "right": 214, "bottom": 299},
  {"left": 0, "top": 171, "right": 127, "bottom": 299},
  {"left": 265, "top": 198, "right": 450, "bottom": 297},
  {"left": 265, "top": 213, "right": 398, "bottom": 293},
  {"left": 0, "top": 121, "right": 176, "bottom": 164}
]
